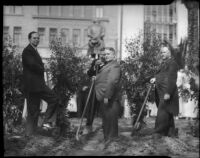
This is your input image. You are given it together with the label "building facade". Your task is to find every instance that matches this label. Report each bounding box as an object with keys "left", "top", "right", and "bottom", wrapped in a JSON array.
[
  {"left": 144, "top": 2, "right": 178, "bottom": 47},
  {"left": 3, "top": 3, "right": 188, "bottom": 60},
  {"left": 3, "top": 5, "right": 121, "bottom": 59}
]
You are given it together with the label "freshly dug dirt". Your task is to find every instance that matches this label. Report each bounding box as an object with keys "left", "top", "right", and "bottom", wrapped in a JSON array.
[{"left": 4, "top": 117, "right": 199, "bottom": 157}]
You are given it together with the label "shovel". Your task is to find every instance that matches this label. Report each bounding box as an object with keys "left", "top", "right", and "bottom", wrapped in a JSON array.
[
  {"left": 75, "top": 78, "right": 95, "bottom": 141},
  {"left": 133, "top": 83, "right": 153, "bottom": 131}
]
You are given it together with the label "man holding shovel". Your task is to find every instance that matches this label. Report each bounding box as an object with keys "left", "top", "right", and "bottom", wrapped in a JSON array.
[
  {"left": 150, "top": 45, "right": 179, "bottom": 138},
  {"left": 81, "top": 54, "right": 103, "bottom": 135}
]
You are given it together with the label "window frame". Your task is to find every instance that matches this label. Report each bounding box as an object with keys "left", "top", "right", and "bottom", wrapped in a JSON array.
[{"left": 13, "top": 26, "right": 22, "bottom": 46}]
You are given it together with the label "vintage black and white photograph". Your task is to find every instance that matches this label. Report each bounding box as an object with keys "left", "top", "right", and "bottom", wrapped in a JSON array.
[{"left": 3, "top": 1, "right": 199, "bottom": 157}]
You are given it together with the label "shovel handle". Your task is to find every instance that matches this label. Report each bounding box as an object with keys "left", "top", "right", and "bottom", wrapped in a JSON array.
[
  {"left": 134, "top": 84, "right": 153, "bottom": 129},
  {"left": 76, "top": 79, "right": 95, "bottom": 140}
]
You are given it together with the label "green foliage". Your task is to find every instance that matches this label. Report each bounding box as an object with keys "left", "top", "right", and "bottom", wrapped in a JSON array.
[
  {"left": 48, "top": 38, "right": 91, "bottom": 137},
  {"left": 48, "top": 38, "right": 90, "bottom": 105},
  {"left": 3, "top": 36, "right": 24, "bottom": 134},
  {"left": 121, "top": 30, "right": 162, "bottom": 121}
]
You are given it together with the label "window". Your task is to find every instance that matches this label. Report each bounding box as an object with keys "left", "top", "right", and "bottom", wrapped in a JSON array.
[
  {"left": 49, "top": 6, "right": 59, "bottom": 17},
  {"left": 169, "top": 5, "right": 173, "bottom": 22},
  {"left": 173, "top": 25, "right": 177, "bottom": 39},
  {"left": 84, "top": 6, "right": 93, "bottom": 18},
  {"left": 13, "top": 27, "right": 22, "bottom": 46},
  {"left": 61, "top": 6, "right": 72, "bottom": 17},
  {"left": 4, "top": 6, "right": 22, "bottom": 14},
  {"left": 72, "top": 29, "right": 81, "bottom": 46},
  {"left": 163, "top": 6, "right": 167, "bottom": 22},
  {"left": 157, "top": 6, "right": 162, "bottom": 22},
  {"left": 158, "top": 24, "right": 162, "bottom": 33},
  {"left": 49, "top": 28, "right": 57, "bottom": 42},
  {"left": 4, "top": 6, "right": 10, "bottom": 14},
  {"left": 144, "top": 6, "right": 151, "bottom": 22},
  {"left": 157, "top": 24, "right": 162, "bottom": 38},
  {"left": 38, "top": 6, "right": 49, "bottom": 16},
  {"left": 163, "top": 25, "right": 168, "bottom": 40},
  {"left": 61, "top": 28, "right": 69, "bottom": 44},
  {"left": 169, "top": 25, "right": 173, "bottom": 42},
  {"left": 73, "top": 6, "right": 81, "bottom": 17},
  {"left": 83, "top": 29, "right": 88, "bottom": 45},
  {"left": 96, "top": 7, "right": 103, "bottom": 18},
  {"left": 15, "top": 6, "right": 23, "bottom": 14},
  {"left": 146, "top": 6, "right": 151, "bottom": 15},
  {"left": 152, "top": 6, "right": 157, "bottom": 22},
  {"left": 151, "top": 24, "right": 156, "bottom": 32},
  {"left": 3, "top": 26, "right": 9, "bottom": 40},
  {"left": 38, "top": 27, "right": 45, "bottom": 45}
]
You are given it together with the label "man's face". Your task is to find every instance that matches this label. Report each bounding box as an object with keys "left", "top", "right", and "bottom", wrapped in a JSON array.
[
  {"left": 29, "top": 33, "right": 40, "bottom": 47},
  {"left": 160, "top": 46, "right": 171, "bottom": 60},
  {"left": 101, "top": 49, "right": 115, "bottom": 62}
]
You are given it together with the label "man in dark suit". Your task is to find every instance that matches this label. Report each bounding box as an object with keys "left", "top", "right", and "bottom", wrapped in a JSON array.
[
  {"left": 81, "top": 54, "right": 102, "bottom": 135},
  {"left": 22, "top": 31, "right": 59, "bottom": 136},
  {"left": 150, "top": 46, "right": 179, "bottom": 138}
]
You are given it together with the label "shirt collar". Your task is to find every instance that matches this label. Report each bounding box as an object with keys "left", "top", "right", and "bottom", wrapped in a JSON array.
[{"left": 30, "top": 43, "right": 37, "bottom": 51}]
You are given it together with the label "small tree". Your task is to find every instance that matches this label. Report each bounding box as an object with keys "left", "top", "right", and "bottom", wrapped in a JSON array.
[
  {"left": 121, "top": 30, "right": 162, "bottom": 125},
  {"left": 48, "top": 38, "right": 90, "bottom": 136},
  {"left": 3, "top": 36, "right": 24, "bottom": 134}
]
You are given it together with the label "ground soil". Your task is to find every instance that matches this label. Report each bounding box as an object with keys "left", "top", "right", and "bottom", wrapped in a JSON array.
[{"left": 4, "top": 117, "right": 199, "bottom": 157}]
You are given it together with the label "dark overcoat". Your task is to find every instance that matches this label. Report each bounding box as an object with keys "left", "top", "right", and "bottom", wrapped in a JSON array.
[
  {"left": 95, "top": 60, "right": 121, "bottom": 101},
  {"left": 95, "top": 60, "right": 121, "bottom": 140},
  {"left": 22, "top": 44, "right": 46, "bottom": 94},
  {"left": 155, "top": 58, "right": 179, "bottom": 116}
]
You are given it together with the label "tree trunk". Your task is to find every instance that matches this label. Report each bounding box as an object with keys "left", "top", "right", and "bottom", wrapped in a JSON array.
[{"left": 183, "top": 0, "right": 199, "bottom": 72}]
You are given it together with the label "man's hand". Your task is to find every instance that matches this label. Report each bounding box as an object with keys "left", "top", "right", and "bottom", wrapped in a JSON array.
[
  {"left": 164, "top": 93, "right": 170, "bottom": 100},
  {"left": 95, "top": 59, "right": 103, "bottom": 66},
  {"left": 104, "top": 98, "right": 108, "bottom": 105},
  {"left": 82, "top": 86, "right": 88, "bottom": 91},
  {"left": 92, "top": 76, "right": 96, "bottom": 81},
  {"left": 150, "top": 78, "right": 156, "bottom": 84}
]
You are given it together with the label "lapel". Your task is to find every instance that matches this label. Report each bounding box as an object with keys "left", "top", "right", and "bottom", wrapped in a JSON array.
[
  {"left": 99, "top": 60, "right": 116, "bottom": 73},
  {"left": 28, "top": 44, "right": 43, "bottom": 64}
]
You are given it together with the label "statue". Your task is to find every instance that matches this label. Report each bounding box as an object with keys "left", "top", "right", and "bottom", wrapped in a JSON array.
[{"left": 87, "top": 19, "right": 105, "bottom": 57}]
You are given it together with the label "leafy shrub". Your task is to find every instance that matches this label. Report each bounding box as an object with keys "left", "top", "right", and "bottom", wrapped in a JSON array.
[
  {"left": 121, "top": 30, "right": 162, "bottom": 123},
  {"left": 3, "top": 36, "right": 24, "bottom": 134},
  {"left": 48, "top": 38, "right": 91, "bottom": 136}
]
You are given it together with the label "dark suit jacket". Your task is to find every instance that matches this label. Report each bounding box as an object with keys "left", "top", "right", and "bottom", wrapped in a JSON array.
[
  {"left": 155, "top": 58, "right": 179, "bottom": 116},
  {"left": 22, "top": 44, "right": 46, "bottom": 94}
]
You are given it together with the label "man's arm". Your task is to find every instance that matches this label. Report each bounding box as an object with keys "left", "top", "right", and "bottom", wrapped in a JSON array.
[{"left": 104, "top": 64, "right": 121, "bottom": 99}]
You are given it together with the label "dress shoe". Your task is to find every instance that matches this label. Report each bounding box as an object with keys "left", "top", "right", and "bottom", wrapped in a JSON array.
[
  {"left": 42, "top": 123, "right": 54, "bottom": 130},
  {"left": 82, "top": 125, "right": 93, "bottom": 135}
]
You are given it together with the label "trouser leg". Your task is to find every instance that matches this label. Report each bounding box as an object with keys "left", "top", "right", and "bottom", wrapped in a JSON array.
[
  {"left": 26, "top": 93, "right": 40, "bottom": 136},
  {"left": 39, "top": 86, "right": 59, "bottom": 125},
  {"left": 167, "top": 113, "right": 176, "bottom": 136},
  {"left": 101, "top": 99, "right": 119, "bottom": 141},
  {"left": 169, "top": 113, "right": 175, "bottom": 129},
  {"left": 86, "top": 90, "right": 97, "bottom": 126},
  {"left": 76, "top": 91, "right": 86, "bottom": 118},
  {"left": 155, "top": 105, "right": 170, "bottom": 136}
]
